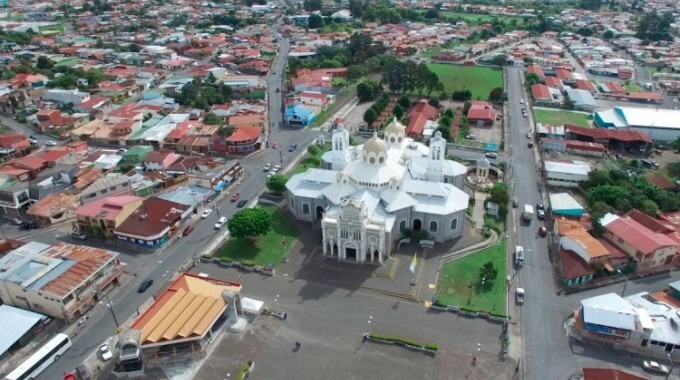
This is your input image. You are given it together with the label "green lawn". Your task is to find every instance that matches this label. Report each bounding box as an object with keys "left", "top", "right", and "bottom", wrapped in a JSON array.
[
  {"left": 533, "top": 108, "right": 592, "bottom": 128},
  {"left": 286, "top": 143, "right": 331, "bottom": 178},
  {"left": 623, "top": 82, "right": 642, "bottom": 92},
  {"left": 218, "top": 205, "right": 299, "bottom": 266},
  {"left": 436, "top": 239, "right": 507, "bottom": 316},
  {"left": 427, "top": 64, "right": 503, "bottom": 100},
  {"left": 439, "top": 11, "right": 524, "bottom": 24}
]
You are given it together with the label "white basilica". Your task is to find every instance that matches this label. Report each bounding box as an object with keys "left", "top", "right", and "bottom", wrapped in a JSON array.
[{"left": 285, "top": 120, "right": 469, "bottom": 264}]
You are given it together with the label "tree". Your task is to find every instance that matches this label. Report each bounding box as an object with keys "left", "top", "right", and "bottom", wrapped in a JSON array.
[
  {"left": 587, "top": 185, "right": 630, "bottom": 211},
  {"left": 363, "top": 108, "right": 377, "bottom": 125},
  {"left": 228, "top": 208, "right": 272, "bottom": 239},
  {"left": 203, "top": 112, "right": 224, "bottom": 125},
  {"left": 307, "top": 144, "right": 320, "bottom": 156},
  {"left": 451, "top": 89, "right": 472, "bottom": 101},
  {"left": 576, "top": 27, "right": 594, "bottom": 37},
  {"left": 525, "top": 73, "right": 542, "bottom": 86},
  {"left": 348, "top": 0, "right": 363, "bottom": 18},
  {"left": 603, "top": 30, "right": 614, "bottom": 40},
  {"left": 579, "top": 0, "right": 602, "bottom": 10},
  {"left": 308, "top": 14, "right": 323, "bottom": 29},
  {"left": 398, "top": 95, "right": 411, "bottom": 109},
  {"left": 357, "top": 80, "right": 378, "bottom": 102},
  {"left": 428, "top": 97, "right": 440, "bottom": 108},
  {"left": 491, "top": 55, "right": 507, "bottom": 67},
  {"left": 671, "top": 136, "right": 680, "bottom": 152},
  {"left": 36, "top": 55, "right": 52, "bottom": 70},
  {"left": 393, "top": 104, "right": 404, "bottom": 119},
  {"left": 478, "top": 261, "right": 498, "bottom": 289},
  {"left": 266, "top": 174, "right": 287, "bottom": 194},
  {"left": 636, "top": 12, "right": 674, "bottom": 42},
  {"left": 488, "top": 87, "right": 504, "bottom": 102},
  {"left": 488, "top": 182, "right": 510, "bottom": 218}
]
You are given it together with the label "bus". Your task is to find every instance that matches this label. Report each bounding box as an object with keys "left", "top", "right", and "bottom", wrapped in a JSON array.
[{"left": 6, "top": 333, "right": 72, "bottom": 380}]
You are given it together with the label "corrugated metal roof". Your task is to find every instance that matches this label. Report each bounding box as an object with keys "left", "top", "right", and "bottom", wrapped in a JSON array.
[{"left": 0, "top": 305, "right": 45, "bottom": 357}]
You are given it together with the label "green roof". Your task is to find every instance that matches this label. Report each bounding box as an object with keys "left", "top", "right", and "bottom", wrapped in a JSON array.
[{"left": 122, "top": 145, "right": 154, "bottom": 162}]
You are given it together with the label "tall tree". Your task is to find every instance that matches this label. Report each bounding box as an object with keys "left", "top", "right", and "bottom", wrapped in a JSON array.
[
  {"left": 228, "top": 208, "right": 272, "bottom": 239},
  {"left": 636, "top": 12, "right": 674, "bottom": 41}
]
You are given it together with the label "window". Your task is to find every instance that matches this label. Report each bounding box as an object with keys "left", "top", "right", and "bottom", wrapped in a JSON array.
[
  {"left": 341, "top": 228, "right": 349, "bottom": 239},
  {"left": 369, "top": 157, "right": 375, "bottom": 164},
  {"left": 451, "top": 219, "right": 458, "bottom": 230},
  {"left": 378, "top": 157, "right": 384, "bottom": 164},
  {"left": 430, "top": 221, "right": 438, "bottom": 233},
  {"left": 399, "top": 220, "right": 406, "bottom": 232},
  {"left": 303, "top": 204, "right": 310, "bottom": 214}
]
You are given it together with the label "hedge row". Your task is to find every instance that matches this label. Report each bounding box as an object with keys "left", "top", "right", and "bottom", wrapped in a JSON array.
[
  {"left": 236, "top": 361, "right": 253, "bottom": 380},
  {"left": 368, "top": 333, "right": 438, "bottom": 352}
]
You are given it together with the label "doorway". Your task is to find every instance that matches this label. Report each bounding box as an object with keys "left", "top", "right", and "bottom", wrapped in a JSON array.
[
  {"left": 316, "top": 206, "right": 324, "bottom": 220},
  {"left": 412, "top": 219, "right": 422, "bottom": 231},
  {"left": 345, "top": 247, "right": 357, "bottom": 261}
]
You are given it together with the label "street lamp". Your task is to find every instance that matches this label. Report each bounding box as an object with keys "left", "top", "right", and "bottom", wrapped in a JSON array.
[
  {"left": 665, "top": 352, "right": 674, "bottom": 380},
  {"left": 616, "top": 269, "right": 628, "bottom": 298},
  {"left": 101, "top": 294, "right": 120, "bottom": 332}
]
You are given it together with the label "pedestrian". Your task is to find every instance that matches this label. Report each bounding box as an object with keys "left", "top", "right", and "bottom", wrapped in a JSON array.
[
  {"left": 471, "top": 357, "right": 477, "bottom": 367},
  {"left": 295, "top": 342, "right": 301, "bottom": 350}
]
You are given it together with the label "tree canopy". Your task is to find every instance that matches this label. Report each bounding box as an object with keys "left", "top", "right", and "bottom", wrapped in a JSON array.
[
  {"left": 266, "top": 174, "right": 287, "bottom": 194},
  {"left": 636, "top": 12, "right": 674, "bottom": 41},
  {"left": 488, "top": 183, "right": 510, "bottom": 218},
  {"left": 228, "top": 208, "right": 272, "bottom": 239}
]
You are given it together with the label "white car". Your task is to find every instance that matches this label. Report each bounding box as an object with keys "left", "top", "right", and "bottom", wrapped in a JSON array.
[
  {"left": 642, "top": 360, "right": 670, "bottom": 374},
  {"left": 46, "top": 141, "right": 57, "bottom": 146},
  {"left": 273, "top": 164, "right": 281, "bottom": 172},
  {"left": 263, "top": 163, "right": 272, "bottom": 172},
  {"left": 519, "top": 99, "right": 525, "bottom": 104},
  {"left": 516, "top": 288, "right": 525, "bottom": 304},
  {"left": 268, "top": 170, "right": 277, "bottom": 177},
  {"left": 214, "top": 216, "right": 228, "bottom": 229},
  {"left": 99, "top": 344, "right": 113, "bottom": 361},
  {"left": 201, "top": 209, "right": 213, "bottom": 219}
]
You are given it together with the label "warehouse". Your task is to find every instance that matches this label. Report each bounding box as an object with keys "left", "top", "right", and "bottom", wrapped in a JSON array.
[{"left": 594, "top": 107, "right": 680, "bottom": 142}]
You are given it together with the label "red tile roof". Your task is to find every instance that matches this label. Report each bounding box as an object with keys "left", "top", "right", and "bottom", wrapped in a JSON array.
[
  {"left": 406, "top": 113, "right": 428, "bottom": 136},
  {"left": 37, "top": 148, "right": 70, "bottom": 162},
  {"left": 559, "top": 249, "right": 595, "bottom": 279},
  {"left": 115, "top": 197, "right": 189, "bottom": 238},
  {"left": 575, "top": 79, "right": 596, "bottom": 92},
  {"left": 226, "top": 126, "right": 262, "bottom": 142},
  {"left": 526, "top": 65, "right": 545, "bottom": 78},
  {"left": 565, "top": 125, "right": 650, "bottom": 143},
  {"left": 467, "top": 101, "right": 496, "bottom": 122},
  {"left": 544, "top": 76, "right": 563, "bottom": 89},
  {"left": 555, "top": 68, "right": 572, "bottom": 80},
  {"left": 582, "top": 368, "right": 647, "bottom": 380},
  {"left": 531, "top": 84, "right": 552, "bottom": 101},
  {"left": 406, "top": 101, "right": 439, "bottom": 121},
  {"left": 604, "top": 82, "right": 626, "bottom": 93},
  {"left": 14, "top": 156, "right": 46, "bottom": 171},
  {"left": 605, "top": 216, "right": 678, "bottom": 255},
  {"left": 76, "top": 195, "right": 142, "bottom": 220}
]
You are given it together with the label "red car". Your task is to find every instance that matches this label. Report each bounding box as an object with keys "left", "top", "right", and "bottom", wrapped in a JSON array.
[
  {"left": 231, "top": 193, "right": 240, "bottom": 202},
  {"left": 538, "top": 226, "right": 547, "bottom": 237},
  {"left": 183, "top": 225, "right": 195, "bottom": 236}
]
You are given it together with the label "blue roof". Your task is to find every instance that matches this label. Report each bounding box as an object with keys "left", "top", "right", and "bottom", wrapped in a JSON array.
[{"left": 0, "top": 305, "right": 46, "bottom": 357}]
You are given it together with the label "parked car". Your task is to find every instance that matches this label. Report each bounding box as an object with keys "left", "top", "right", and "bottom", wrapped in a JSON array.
[
  {"left": 182, "top": 225, "right": 195, "bottom": 236},
  {"left": 28, "top": 138, "right": 38, "bottom": 144},
  {"left": 99, "top": 345, "right": 113, "bottom": 361},
  {"left": 272, "top": 141, "right": 278, "bottom": 149},
  {"left": 273, "top": 165, "right": 281, "bottom": 172},
  {"left": 137, "top": 279, "right": 153, "bottom": 293},
  {"left": 520, "top": 98, "right": 525, "bottom": 104},
  {"left": 20, "top": 221, "right": 38, "bottom": 230},
  {"left": 485, "top": 152, "right": 497, "bottom": 159},
  {"left": 288, "top": 144, "right": 297, "bottom": 152},
  {"left": 214, "top": 216, "right": 228, "bottom": 229},
  {"left": 516, "top": 288, "right": 525, "bottom": 304},
  {"left": 46, "top": 140, "right": 57, "bottom": 146},
  {"left": 642, "top": 360, "right": 670, "bottom": 374},
  {"left": 526, "top": 132, "right": 532, "bottom": 139},
  {"left": 276, "top": 88, "right": 280, "bottom": 93},
  {"left": 538, "top": 226, "right": 547, "bottom": 237},
  {"left": 201, "top": 208, "right": 213, "bottom": 219},
  {"left": 537, "top": 209, "right": 546, "bottom": 220},
  {"left": 263, "top": 163, "right": 272, "bottom": 172},
  {"left": 536, "top": 203, "right": 545, "bottom": 211},
  {"left": 71, "top": 232, "right": 87, "bottom": 240},
  {"left": 231, "top": 193, "right": 240, "bottom": 202},
  {"left": 465, "top": 134, "right": 476, "bottom": 140},
  {"left": 512, "top": 198, "right": 518, "bottom": 208},
  {"left": 528, "top": 141, "right": 533, "bottom": 148},
  {"left": 237, "top": 199, "right": 248, "bottom": 208}
]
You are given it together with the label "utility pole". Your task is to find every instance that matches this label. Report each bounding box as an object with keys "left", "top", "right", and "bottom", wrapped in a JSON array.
[{"left": 103, "top": 294, "right": 120, "bottom": 331}]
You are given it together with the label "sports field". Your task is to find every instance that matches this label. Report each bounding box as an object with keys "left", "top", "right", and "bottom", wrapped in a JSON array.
[{"left": 427, "top": 64, "right": 503, "bottom": 100}]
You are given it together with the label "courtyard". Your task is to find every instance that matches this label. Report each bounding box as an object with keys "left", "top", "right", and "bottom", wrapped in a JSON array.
[
  {"left": 217, "top": 205, "right": 299, "bottom": 266},
  {"left": 427, "top": 64, "right": 503, "bottom": 100},
  {"left": 435, "top": 239, "right": 507, "bottom": 316},
  {"left": 532, "top": 108, "right": 592, "bottom": 128}
]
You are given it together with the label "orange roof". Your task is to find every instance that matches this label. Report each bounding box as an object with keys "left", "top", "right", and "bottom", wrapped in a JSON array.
[
  {"left": 131, "top": 274, "right": 241, "bottom": 346},
  {"left": 226, "top": 126, "right": 262, "bottom": 142},
  {"left": 40, "top": 242, "right": 117, "bottom": 297},
  {"left": 27, "top": 192, "right": 80, "bottom": 218},
  {"left": 556, "top": 218, "right": 609, "bottom": 258},
  {"left": 582, "top": 368, "right": 648, "bottom": 380}
]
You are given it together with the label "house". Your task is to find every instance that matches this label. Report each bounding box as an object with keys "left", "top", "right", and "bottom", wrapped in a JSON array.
[
  {"left": 0, "top": 175, "right": 30, "bottom": 217},
  {"left": 559, "top": 249, "right": 596, "bottom": 287},
  {"left": 0, "top": 241, "right": 125, "bottom": 321},
  {"left": 79, "top": 173, "right": 133, "bottom": 204},
  {"left": 113, "top": 197, "right": 191, "bottom": 248},
  {"left": 143, "top": 151, "right": 181, "bottom": 171},
  {"left": 601, "top": 212, "right": 679, "bottom": 271},
  {"left": 121, "top": 146, "right": 154, "bottom": 165},
  {"left": 531, "top": 84, "right": 560, "bottom": 105},
  {"left": 0, "top": 134, "right": 30, "bottom": 152},
  {"left": 466, "top": 101, "right": 496, "bottom": 126},
  {"left": 226, "top": 127, "right": 262, "bottom": 154},
  {"left": 75, "top": 195, "right": 143, "bottom": 236},
  {"left": 564, "top": 88, "right": 598, "bottom": 112},
  {"left": 544, "top": 159, "right": 591, "bottom": 188},
  {"left": 405, "top": 100, "right": 440, "bottom": 138},
  {"left": 284, "top": 105, "right": 316, "bottom": 127},
  {"left": 526, "top": 65, "right": 545, "bottom": 79},
  {"left": 300, "top": 91, "right": 329, "bottom": 108},
  {"left": 544, "top": 76, "right": 564, "bottom": 90},
  {"left": 27, "top": 192, "right": 80, "bottom": 226},
  {"left": 227, "top": 114, "right": 265, "bottom": 129},
  {"left": 555, "top": 218, "right": 610, "bottom": 265}
]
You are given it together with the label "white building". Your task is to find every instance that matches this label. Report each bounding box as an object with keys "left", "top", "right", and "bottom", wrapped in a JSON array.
[
  {"left": 544, "top": 159, "right": 591, "bottom": 188},
  {"left": 595, "top": 107, "right": 680, "bottom": 142},
  {"left": 286, "top": 121, "right": 469, "bottom": 264},
  {"left": 42, "top": 89, "right": 90, "bottom": 105}
]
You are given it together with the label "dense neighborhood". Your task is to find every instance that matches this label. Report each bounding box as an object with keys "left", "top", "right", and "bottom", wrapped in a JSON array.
[{"left": 1, "top": 0, "right": 680, "bottom": 379}]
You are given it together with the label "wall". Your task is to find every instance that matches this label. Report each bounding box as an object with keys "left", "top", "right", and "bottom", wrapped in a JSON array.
[{"left": 545, "top": 171, "right": 588, "bottom": 188}]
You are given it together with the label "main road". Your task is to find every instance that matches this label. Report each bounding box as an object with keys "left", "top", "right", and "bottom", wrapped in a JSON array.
[{"left": 41, "top": 24, "right": 321, "bottom": 380}]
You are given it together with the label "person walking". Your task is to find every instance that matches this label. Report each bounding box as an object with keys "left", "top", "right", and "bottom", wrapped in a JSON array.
[{"left": 294, "top": 342, "right": 301, "bottom": 350}]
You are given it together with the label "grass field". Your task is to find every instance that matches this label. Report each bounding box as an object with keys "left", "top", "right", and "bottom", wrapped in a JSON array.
[
  {"left": 436, "top": 239, "right": 507, "bottom": 316},
  {"left": 427, "top": 64, "right": 503, "bottom": 100},
  {"left": 440, "top": 11, "right": 524, "bottom": 24},
  {"left": 218, "top": 205, "right": 299, "bottom": 266},
  {"left": 533, "top": 108, "right": 592, "bottom": 128}
]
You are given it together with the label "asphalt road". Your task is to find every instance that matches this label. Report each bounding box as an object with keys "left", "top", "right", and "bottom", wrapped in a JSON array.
[
  {"left": 39, "top": 31, "right": 323, "bottom": 380},
  {"left": 0, "top": 114, "right": 56, "bottom": 146}
]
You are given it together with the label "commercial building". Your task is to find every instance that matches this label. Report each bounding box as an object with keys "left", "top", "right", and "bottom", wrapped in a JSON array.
[
  {"left": 286, "top": 121, "right": 468, "bottom": 264},
  {"left": 113, "top": 197, "right": 191, "bottom": 248},
  {"left": 564, "top": 88, "right": 598, "bottom": 113},
  {"left": 594, "top": 106, "right": 680, "bottom": 142},
  {"left": 0, "top": 242, "right": 125, "bottom": 321},
  {"left": 75, "top": 195, "right": 144, "bottom": 236},
  {"left": 544, "top": 159, "right": 592, "bottom": 188}
]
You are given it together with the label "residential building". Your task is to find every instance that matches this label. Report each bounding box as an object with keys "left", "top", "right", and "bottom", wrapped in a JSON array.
[
  {"left": 42, "top": 89, "right": 90, "bottom": 105},
  {"left": 27, "top": 192, "right": 80, "bottom": 226},
  {"left": 284, "top": 105, "right": 316, "bottom": 127},
  {"left": 531, "top": 84, "right": 561, "bottom": 106},
  {"left": 0, "top": 241, "right": 125, "bottom": 321},
  {"left": 466, "top": 101, "right": 497, "bottom": 126},
  {"left": 286, "top": 123, "right": 468, "bottom": 265},
  {"left": 405, "top": 100, "right": 440, "bottom": 138},
  {"left": 601, "top": 213, "right": 679, "bottom": 270},
  {"left": 143, "top": 151, "right": 181, "bottom": 171},
  {"left": 113, "top": 197, "right": 191, "bottom": 248},
  {"left": 226, "top": 127, "right": 262, "bottom": 154},
  {"left": 0, "top": 176, "right": 30, "bottom": 217},
  {"left": 75, "top": 195, "right": 144, "bottom": 236},
  {"left": 79, "top": 174, "right": 133, "bottom": 204}
]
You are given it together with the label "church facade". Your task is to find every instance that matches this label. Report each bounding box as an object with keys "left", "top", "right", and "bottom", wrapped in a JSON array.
[{"left": 285, "top": 120, "right": 469, "bottom": 264}]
